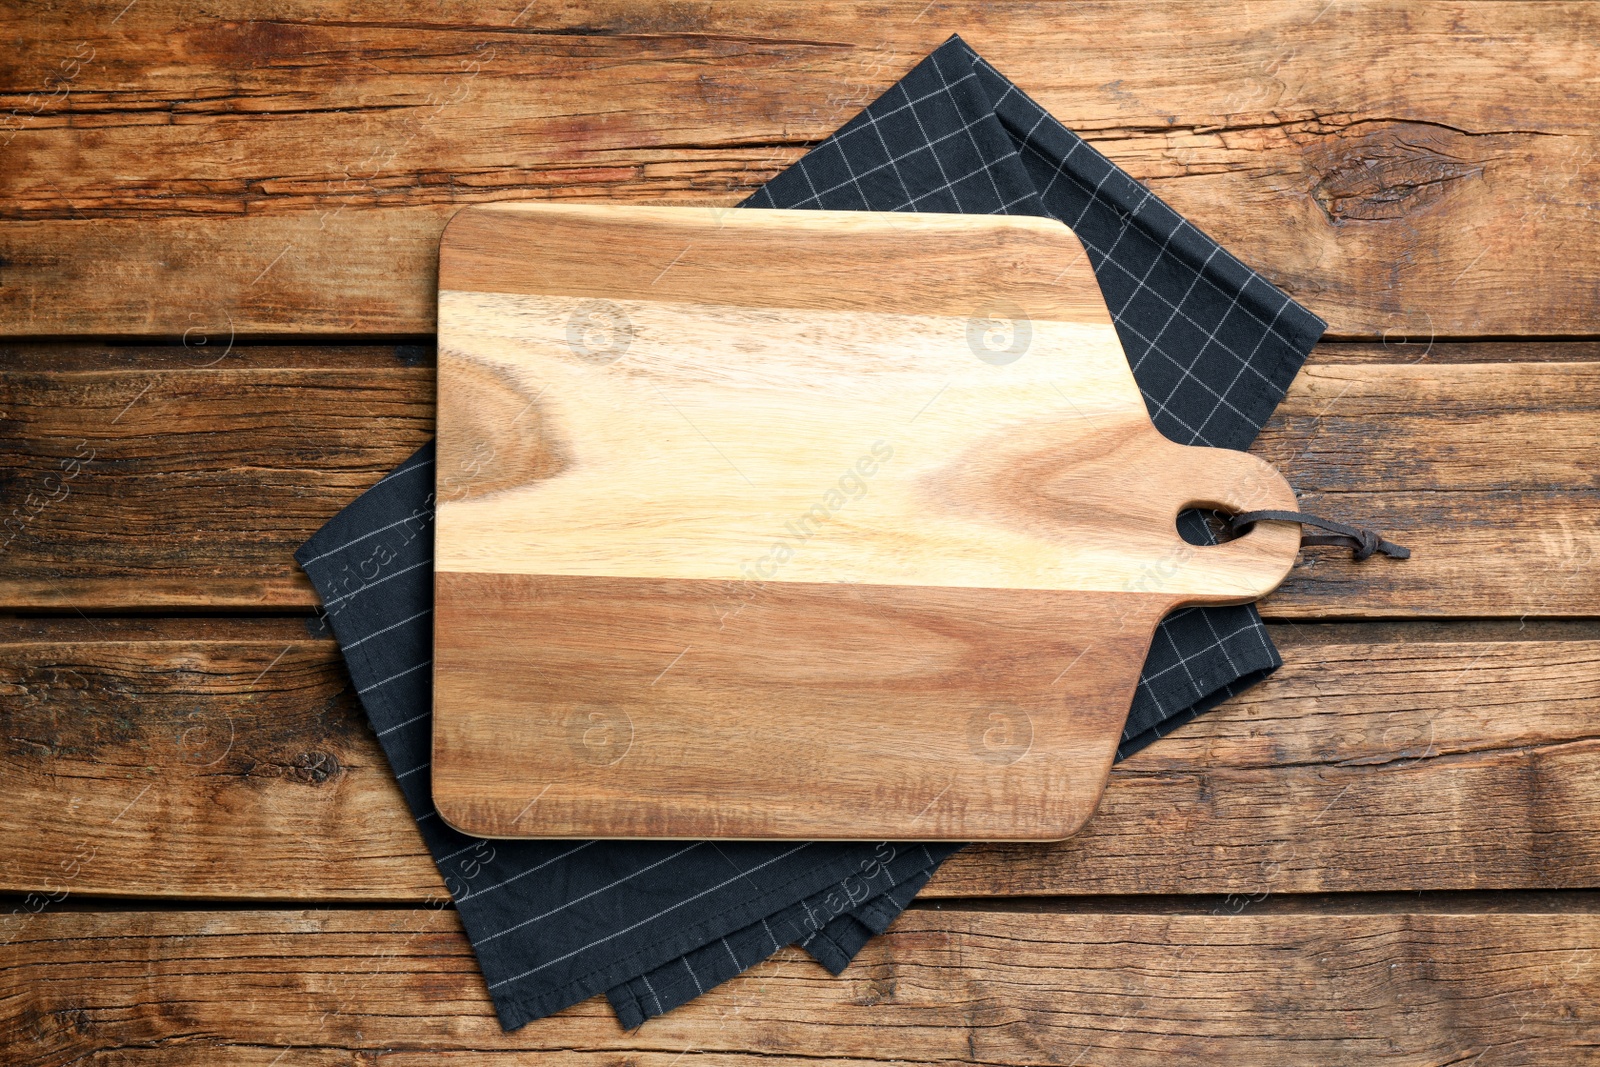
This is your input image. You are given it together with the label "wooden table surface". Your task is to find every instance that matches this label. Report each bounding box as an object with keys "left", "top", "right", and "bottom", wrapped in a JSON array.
[{"left": 3, "top": 2, "right": 1597, "bottom": 1063}]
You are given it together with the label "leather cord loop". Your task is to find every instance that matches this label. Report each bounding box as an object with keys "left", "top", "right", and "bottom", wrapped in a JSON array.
[{"left": 1226, "top": 509, "right": 1411, "bottom": 562}]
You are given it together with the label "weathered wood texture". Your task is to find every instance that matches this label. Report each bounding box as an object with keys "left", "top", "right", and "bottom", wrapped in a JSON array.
[
  {"left": 3, "top": 2, "right": 1598, "bottom": 337},
  {"left": 4, "top": 617, "right": 1596, "bottom": 901},
  {"left": 3, "top": 2, "right": 1596, "bottom": 1056},
  {"left": 0, "top": 346, "right": 436, "bottom": 608},
  {"left": 3, "top": 345, "right": 1594, "bottom": 615},
  {"left": 5, "top": 906, "right": 1598, "bottom": 1065}
]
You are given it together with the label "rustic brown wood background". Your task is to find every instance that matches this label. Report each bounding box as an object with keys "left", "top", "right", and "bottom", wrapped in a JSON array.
[{"left": 3, "top": 2, "right": 1597, "bottom": 1063}]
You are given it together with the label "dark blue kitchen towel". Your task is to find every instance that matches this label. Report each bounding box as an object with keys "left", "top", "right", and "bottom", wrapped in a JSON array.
[
  {"left": 295, "top": 32, "right": 1324, "bottom": 1032},
  {"left": 300, "top": 463, "right": 956, "bottom": 1031}
]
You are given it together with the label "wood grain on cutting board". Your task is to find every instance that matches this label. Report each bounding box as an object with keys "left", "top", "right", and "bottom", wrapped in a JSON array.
[{"left": 432, "top": 204, "right": 1299, "bottom": 841}]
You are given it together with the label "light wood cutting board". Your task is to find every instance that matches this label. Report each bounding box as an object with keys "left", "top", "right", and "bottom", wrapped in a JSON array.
[{"left": 432, "top": 203, "right": 1301, "bottom": 841}]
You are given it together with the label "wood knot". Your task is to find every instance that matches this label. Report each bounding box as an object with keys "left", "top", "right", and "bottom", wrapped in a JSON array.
[
  {"left": 29, "top": 1006, "right": 94, "bottom": 1039},
  {"left": 288, "top": 750, "right": 343, "bottom": 785},
  {"left": 1312, "top": 122, "right": 1486, "bottom": 221},
  {"left": 436, "top": 357, "right": 570, "bottom": 502},
  {"left": 853, "top": 974, "right": 898, "bottom": 1007}
]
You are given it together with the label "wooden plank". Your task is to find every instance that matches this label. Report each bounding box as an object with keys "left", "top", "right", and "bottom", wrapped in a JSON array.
[
  {"left": 3, "top": 906, "right": 1597, "bottom": 1065},
  {"left": 3, "top": 618, "right": 1596, "bottom": 900},
  {"left": 1256, "top": 359, "right": 1600, "bottom": 619},
  {"left": 937, "top": 623, "right": 1600, "bottom": 897},
  {"left": 3, "top": 346, "right": 1594, "bottom": 615},
  {"left": 3, "top": 2, "right": 1597, "bottom": 337},
  {"left": 1294, "top": 341, "right": 1600, "bottom": 365},
  {"left": 0, "top": 347, "right": 436, "bottom": 608},
  {"left": 0, "top": 618, "right": 431, "bottom": 901}
]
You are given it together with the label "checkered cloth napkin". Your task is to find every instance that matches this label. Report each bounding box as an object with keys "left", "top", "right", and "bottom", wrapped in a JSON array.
[{"left": 295, "top": 33, "right": 1324, "bottom": 1031}]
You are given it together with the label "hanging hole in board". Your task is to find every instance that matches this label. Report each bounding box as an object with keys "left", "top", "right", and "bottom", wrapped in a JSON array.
[{"left": 1175, "top": 506, "right": 1242, "bottom": 547}]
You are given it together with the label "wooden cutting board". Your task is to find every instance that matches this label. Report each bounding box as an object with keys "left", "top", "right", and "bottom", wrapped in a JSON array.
[{"left": 431, "top": 203, "right": 1301, "bottom": 841}]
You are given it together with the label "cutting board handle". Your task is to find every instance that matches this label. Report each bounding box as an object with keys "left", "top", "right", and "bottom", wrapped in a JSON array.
[{"left": 1155, "top": 440, "right": 1303, "bottom": 607}]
